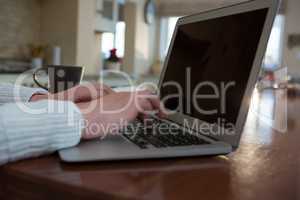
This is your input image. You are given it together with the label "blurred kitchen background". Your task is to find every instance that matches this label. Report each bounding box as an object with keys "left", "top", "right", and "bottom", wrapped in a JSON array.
[{"left": 0, "top": 0, "right": 299, "bottom": 89}]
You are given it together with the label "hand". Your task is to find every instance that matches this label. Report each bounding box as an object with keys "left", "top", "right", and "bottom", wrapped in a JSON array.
[
  {"left": 77, "top": 90, "right": 167, "bottom": 140},
  {"left": 30, "top": 83, "right": 115, "bottom": 103}
]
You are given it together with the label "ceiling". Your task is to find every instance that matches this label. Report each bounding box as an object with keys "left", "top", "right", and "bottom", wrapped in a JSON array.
[
  {"left": 155, "top": 0, "right": 248, "bottom": 16},
  {"left": 156, "top": 0, "right": 242, "bottom": 4}
]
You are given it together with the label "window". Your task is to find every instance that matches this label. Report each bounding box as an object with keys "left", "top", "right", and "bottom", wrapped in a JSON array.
[
  {"left": 102, "top": 32, "right": 115, "bottom": 58},
  {"left": 159, "top": 17, "right": 180, "bottom": 60},
  {"left": 263, "top": 15, "right": 285, "bottom": 70},
  {"left": 115, "top": 21, "right": 125, "bottom": 58},
  {"left": 101, "top": 21, "right": 126, "bottom": 58}
]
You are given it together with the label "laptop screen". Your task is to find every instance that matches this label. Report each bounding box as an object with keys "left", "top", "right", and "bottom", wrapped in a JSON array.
[{"left": 160, "top": 8, "right": 268, "bottom": 126}]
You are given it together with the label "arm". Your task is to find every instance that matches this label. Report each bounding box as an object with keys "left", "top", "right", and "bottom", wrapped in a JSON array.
[
  {"left": 0, "top": 90, "right": 165, "bottom": 165},
  {"left": 0, "top": 83, "right": 46, "bottom": 105},
  {"left": 0, "top": 100, "right": 83, "bottom": 165}
]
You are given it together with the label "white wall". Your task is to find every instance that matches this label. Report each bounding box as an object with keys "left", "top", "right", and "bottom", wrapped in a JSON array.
[
  {"left": 123, "top": 0, "right": 158, "bottom": 77},
  {"left": 40, "top": 0, "right": 78, "bottom": 66},
  {"left": 283, "top": 0, "right": 300, "bottom": 78},
  {"left": 135, "top": 0, "right": 157, "bottom": 75},
  {"left": 41, "top": 0, "right": 101, "bottom": 76},
  {"left": 123, "top": 2, "right": 137, "bottom": 74},
  {"left": 77, "top": 0, "right": 102, "bottom": 76}
]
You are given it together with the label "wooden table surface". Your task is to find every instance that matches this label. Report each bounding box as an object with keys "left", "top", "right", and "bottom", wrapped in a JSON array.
[{"left": 0, "top": 89, "right": 299, "bottom": 200}]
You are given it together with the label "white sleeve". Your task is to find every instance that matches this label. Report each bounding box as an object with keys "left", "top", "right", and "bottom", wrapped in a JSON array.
[
  {"left": 0, "top": 83, "right": 47, "bottom": 105},
  {"left": 0, "top": 100, "right": 84, "bottom": 165}
]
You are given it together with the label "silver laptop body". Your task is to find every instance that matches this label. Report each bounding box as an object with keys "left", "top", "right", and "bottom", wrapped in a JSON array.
[{"left": 59, "top": 0, "right": 279, "bottom": 162}]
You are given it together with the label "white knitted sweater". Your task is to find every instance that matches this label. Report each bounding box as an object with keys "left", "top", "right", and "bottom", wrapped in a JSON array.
[{"left": 0, "top": 84, "right": 83, "bottom": 165}]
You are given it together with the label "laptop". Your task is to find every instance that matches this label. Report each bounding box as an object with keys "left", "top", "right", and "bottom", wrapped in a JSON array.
[{"left": 59, "top": 0, "right": 279, "bottom": 162}]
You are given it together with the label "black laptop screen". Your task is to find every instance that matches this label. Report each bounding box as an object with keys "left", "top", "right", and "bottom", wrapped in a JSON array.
[{"left": 160, "top": 8, "right": 268, "bottom": 125}]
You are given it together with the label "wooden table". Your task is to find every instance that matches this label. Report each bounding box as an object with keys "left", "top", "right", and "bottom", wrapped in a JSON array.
[{"left": 0, "top": 89, "right": 299, "bottom": 200}]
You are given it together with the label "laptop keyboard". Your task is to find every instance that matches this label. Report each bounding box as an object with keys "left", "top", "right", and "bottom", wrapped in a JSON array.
[{"left": 122, "top": 119, "right": 210, "bottom": 149}]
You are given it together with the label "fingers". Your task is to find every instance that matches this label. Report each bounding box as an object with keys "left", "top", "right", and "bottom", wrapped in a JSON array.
[
  {"left": 54, "top": 83, "right": 115, "bottom": 103},
  {"left": 135, "top": 90, "right": 167, "bottom": 118},
  {"left": 88, "top": 83, "right": 115, "bottom": 99},
  {"left": 138, "top": 97, "right": 155, "bottom": 113},
  {"left": 93, "top": 83, "right": 115, "bottom": 96},
  {"left": 147, "top": 96, "right": 168, "bottom": 118}
]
